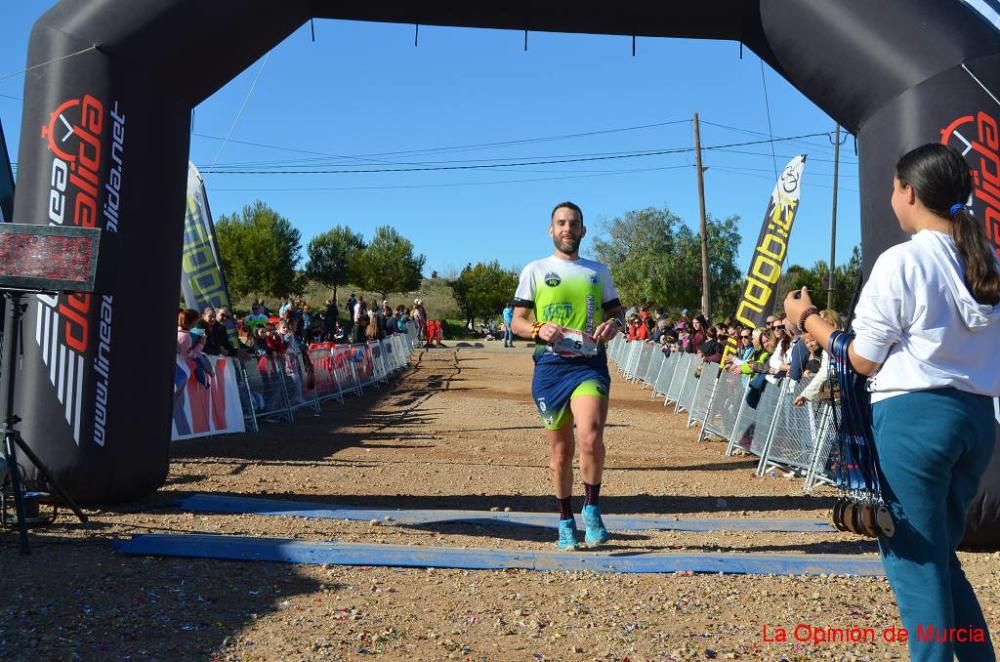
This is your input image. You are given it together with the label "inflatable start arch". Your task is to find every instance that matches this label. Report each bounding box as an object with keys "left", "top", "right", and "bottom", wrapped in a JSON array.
[{"left": 10, "top": 0, "right": 1000, "bottom": 543}]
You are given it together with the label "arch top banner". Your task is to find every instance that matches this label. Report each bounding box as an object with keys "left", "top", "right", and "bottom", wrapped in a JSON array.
[{"left": 11, "top": 0, "right": 1000, "bottom": 506}]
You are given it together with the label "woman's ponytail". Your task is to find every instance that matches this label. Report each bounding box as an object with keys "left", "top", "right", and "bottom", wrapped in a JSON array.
[
  {"left": 896, "top": 144, "right": 1000, "bottom": 306},
  {"left": 951, "top": 207, "right": 1000, "bottom": 306}
]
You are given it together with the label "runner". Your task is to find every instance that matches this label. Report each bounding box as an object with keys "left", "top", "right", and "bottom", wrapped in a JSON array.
[{"left": 510, "top": 201, "right": 625, "bottom": 550}]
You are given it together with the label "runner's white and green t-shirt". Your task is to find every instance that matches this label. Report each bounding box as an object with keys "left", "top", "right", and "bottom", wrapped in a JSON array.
[{"left": 513, "top": 256, "right": 620, "bottom": 360}]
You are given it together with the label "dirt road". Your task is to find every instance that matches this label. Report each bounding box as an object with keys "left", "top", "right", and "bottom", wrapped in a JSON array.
[{"left": 2, "top": 344, "right": 997, "bottom": 660}]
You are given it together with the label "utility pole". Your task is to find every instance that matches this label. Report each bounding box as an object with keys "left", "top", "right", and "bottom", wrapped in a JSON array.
[
  {"left": 693, "top": 113, "right": 711, "bottom": 319},
  {"left": 828, "top": 125, "right": 841, "bottom": 310}
]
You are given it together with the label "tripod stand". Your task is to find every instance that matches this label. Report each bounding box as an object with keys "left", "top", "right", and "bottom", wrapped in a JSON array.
[{"left": 1, "top": 289, "right": 87, "bottom": 554}]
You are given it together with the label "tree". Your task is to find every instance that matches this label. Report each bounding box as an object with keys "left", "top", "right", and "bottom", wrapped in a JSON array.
[
  {"left": 589, "top": 206, "right": 743, "bottom": 317},
  {"left": 590, "top": 207, "right": 681, "bottom": 308},
  {"left": 215, "top": 200, "right": 302, "bottom": 301},
  {"left": 304, "top": 225, "right": 365, "bottom": 302},
  {"left": 448, "top": 261, "right": 519, "bottom": 328},
  {"left": 833, "top": 244, "right": 863, "bottom": 314},
  {"left": 352, "top": 225, "right": 426, "bottom": 301},
  {"left": 775, "top": 245, "right": 862, "bottom": 317}
]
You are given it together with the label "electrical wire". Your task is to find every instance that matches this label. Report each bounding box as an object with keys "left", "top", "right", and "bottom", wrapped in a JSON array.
[
  {"left": 198, "top": 132, "right": 832, "bottom": 175},
  {"left": 758, "top": 60, "right": 779, "bottom": 180},
  {"left": 0, "top": 45, "right": 97, "bottom": 82},
  {"left": 210, "top": 52, "right": 271, "bottom": 167},
  {"left": 209, "top": 163, "right": 697, "bottom": 192}
]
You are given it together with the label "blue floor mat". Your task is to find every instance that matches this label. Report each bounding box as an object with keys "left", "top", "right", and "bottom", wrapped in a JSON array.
[
  {"left": 115, "top": 533, "right": 882, "bottom": 576},
  {"left": 179, "top": 494, "right": 835, "bottom": 533}
]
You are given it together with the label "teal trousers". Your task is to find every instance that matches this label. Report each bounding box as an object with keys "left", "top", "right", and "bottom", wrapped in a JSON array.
[{"left": 873, "top": 388, "right": 997, "bottom": 661}]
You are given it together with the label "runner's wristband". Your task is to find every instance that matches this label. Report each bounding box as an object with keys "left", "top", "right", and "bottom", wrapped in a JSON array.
[
  {"left": 530, "top": 321, "right": 544, "bottom": 340},
  {"left": 797, "top": 306, "right": 820, "bottom": 333}
]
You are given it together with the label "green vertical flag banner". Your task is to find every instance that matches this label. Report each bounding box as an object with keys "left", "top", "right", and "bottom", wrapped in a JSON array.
[{"left": 180, "top": 162, "right": 236, "bottom": 342}]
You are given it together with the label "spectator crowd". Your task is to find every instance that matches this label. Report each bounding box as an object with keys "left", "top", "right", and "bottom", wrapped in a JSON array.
[{"left": 619, "top": 302, "right": 844, "bottom": 412}]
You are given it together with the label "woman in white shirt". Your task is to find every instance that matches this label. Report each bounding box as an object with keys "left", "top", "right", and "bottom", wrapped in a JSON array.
[{"left": 785, "top": 144, "right": 1000, "bottom": 662}]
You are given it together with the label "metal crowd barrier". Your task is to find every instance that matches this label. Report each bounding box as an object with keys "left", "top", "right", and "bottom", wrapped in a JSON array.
[
  {"left": 643, "top": 349, "right": 665, "bottom": 389},
  {"left": 233, "top": 325, "right": 420, "bottom": 428},
  {"left": 283, "top": 349, "right": 322, "bottom": 415},
  {"left": 238, "top": 354, "right": 296, "bottom": 424},
  {"left": 608, "top": 334, "right": 627, "bottom": 365},
  {"left": 652, "top": 351, "right": 678, "bottom": 399},
  {"left": 606, "top": 339, "right": 837, "bottom": 493},
  {"left": 633, "top": 343, "right": 655, "bottom": 386},
  {"left": 664, "top": 353, "right": 695, "bottom": 406},
  {"left": 233, "top": 359, "right": 260, "bottom": 433},
  {"left": 756, "top": 383, "right": 838, "bottom": 488},
  {"left": 621, "top": 341, "right": 643, "bottom": 381},
  {"left": 698, "top": 370, "right": 746, "bottom": 443},
  {"left": 674, "top": 355, "right": 704, "bottom": 415},
  {"left": 687, "top": 362, "right": 720, "bottom": 429},
  {"left": 748, "top": 378, "right": 784, "bottom": 457},
  {"left": 308, "top": 344, "right": 345, "bottom": 405}
]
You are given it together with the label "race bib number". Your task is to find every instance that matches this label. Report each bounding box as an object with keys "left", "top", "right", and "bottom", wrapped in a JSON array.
[{"left": 551, "top": 327, "right": 599, "bottom": 358}]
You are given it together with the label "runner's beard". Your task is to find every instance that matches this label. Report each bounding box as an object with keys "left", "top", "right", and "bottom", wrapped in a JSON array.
[{"left": 553, "top": 235, "right": 581, "bottom": 255}]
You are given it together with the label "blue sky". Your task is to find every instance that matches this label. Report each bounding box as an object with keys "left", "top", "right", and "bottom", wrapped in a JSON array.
[{"left": 1, "top": 1, "right": 860, "bottom": 280}]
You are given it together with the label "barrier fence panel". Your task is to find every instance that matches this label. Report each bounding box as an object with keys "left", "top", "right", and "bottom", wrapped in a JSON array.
[
  {"left": 621, "top": 341, "right": 642, "bottom": 381},
  {"left": 760, "top": 396, "right": 832, "bottom": 486},
  {"left": 308, "top": 345, "right": 344, "bottom": 404},
  {"left": 652, "top": 352, "right": 678, "bottom": 400},
  {"left": 369, "top": 340, "right": 388, "bottom": 385},
  {"left": 332, "top": 346, "right": 363, "bottom": 397},
  {"left": 633, "top": 343, "right": 654, "bottom": 386},
  {"left": 233, "top": 359, "right": 259, "bottom": 433},
  {"left": 727, "top": 377, "right": 782, "bottom": 457},
  {"left": 700, "top": 370, "right": 746, "bottom": 443},
  {"left": 687, "top": 362, "right": 721, "bottom": 429},
  {"left": 239, "top": 354, "right": 294, "bottom": 423},
  {"left": 804, "top": 404, "right": 838, "bottom": 493},
  {"left": 749, "top": 378, "right": 786, "bottom": 459},
  {"left": 756, "top": 379, "right": 816, "bottom": 476},
  {"left": 615, "top": 334, "right": 629, "bottom": 366},
  {"left": 607, "top": 334, "right": 620, "bottom": 366},
  {"left": 643, "top": 349, "right": 664, "bottom": 388},
  {"left": 725, "top": 386, "right": 754, "bottom": 456},
  {"left": 609, "top": 334, "right": 626, "bottom": 366},
  {"left": 674, "top": 356, "right": 704, "bottom": 415},
  {"left": 355, "top": 344, "right": 377, "bottom": 389},
  {"left": 664, "top": 353, "right": 694, "bottom": 406},
  {"left": 283, "top": 350, "right": 321, "bottom": 415},
  {"left": 384, "top": 336, "right": 400, "bottom": 373},
  {"left": 395, "top": 334, "right": 408, "bottom": 370}
]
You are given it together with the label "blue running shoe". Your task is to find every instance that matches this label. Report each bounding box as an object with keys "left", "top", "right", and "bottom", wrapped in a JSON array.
[
  {"left": 557, "top": 519, "right": 580, "bottom": 551},
  {"left": 582, "top": 504, "right": 610, "bottom": 546}
]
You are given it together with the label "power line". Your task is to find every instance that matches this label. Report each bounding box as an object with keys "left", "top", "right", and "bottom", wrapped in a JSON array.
[
  {"left": 709, "top": 147, "right": 858, "bottom": 168},
  {"left": 0, "top": 45, "right": 98, "bottom": 82},
  {"left": 198, "top": 132, "right": 832, "bottom": 175},
  {"left": 210, "top": 52, "right": 271, "bottom": 167},
  {"left": 700, "top": 119, "right": 843, "bottom": 152},
  {"left": 758, "top": 60, "right": 779, "bottom": 180},
  {"left": 209, "top": 163, "right": 698, "bottom": 192},
  {"left": 193, "top": 118, "right": 693, "bottom": 170}
]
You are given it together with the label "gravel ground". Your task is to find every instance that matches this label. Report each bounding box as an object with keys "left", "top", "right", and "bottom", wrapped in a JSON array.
[{"left": 1, "top": 343, "right": 997, "bottom": 661}]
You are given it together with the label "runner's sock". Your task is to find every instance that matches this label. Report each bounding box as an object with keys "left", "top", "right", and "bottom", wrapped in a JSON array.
[
  {"left": 558, "top": 497, "right": 573, "bottom": 520},
  {"left": 583, "top": 482, "right": 601, "bottom": 507}
]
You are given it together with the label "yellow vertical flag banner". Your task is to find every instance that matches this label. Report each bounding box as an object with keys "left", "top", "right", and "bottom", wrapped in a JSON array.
[{"left": 723, "top": 154, "right": 807, "bottom": 361}]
